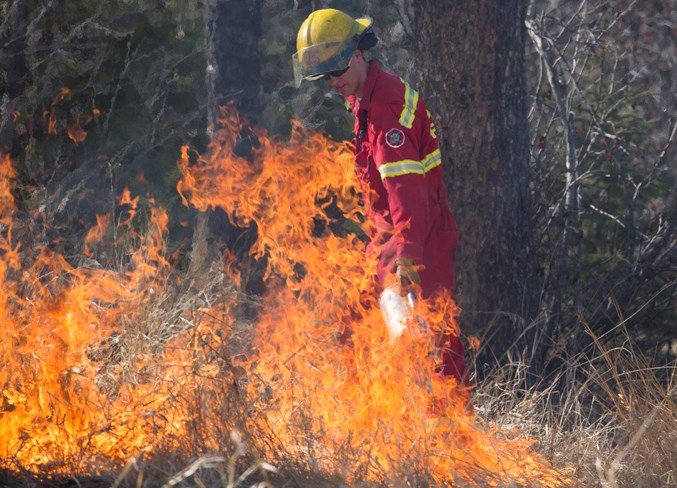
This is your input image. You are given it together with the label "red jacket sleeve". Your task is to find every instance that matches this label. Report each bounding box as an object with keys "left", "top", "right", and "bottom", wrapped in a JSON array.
[{"left": 369, "top": 101, "right": 431, "bottom": 264}]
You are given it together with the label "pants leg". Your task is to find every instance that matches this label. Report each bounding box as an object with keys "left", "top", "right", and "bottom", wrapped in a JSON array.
[{"left": 438, "top": 332, "right": 469, "bottom": 387}]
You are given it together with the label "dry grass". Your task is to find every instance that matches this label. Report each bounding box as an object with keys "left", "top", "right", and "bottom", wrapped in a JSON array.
[
  {"left": 98, "top": 287, "right": 674, "bottom": 488},
  {"left": 4, "top": 257, "right": 674, "bottom": 487},
  {"left": 472, "top": 324, "right": 676, "bottom": 488}
]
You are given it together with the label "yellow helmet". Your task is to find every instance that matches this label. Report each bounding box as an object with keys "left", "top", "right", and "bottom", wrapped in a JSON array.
[{"left": 293, "top": 9, "right": 373, "bottom": 87}]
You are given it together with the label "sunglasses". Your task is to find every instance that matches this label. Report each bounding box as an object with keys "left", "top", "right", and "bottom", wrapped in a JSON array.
[{"left": 322, "top": 65, "right": 350, "bottom": 80}]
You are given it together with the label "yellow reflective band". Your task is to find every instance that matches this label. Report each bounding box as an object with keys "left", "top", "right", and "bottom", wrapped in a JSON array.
[
  {"left": 379, "top": 149, "right": 442, "bottom": 180},
  {"left": 422, "top": 148, "right": 442, "bottom": 171},
  {"left": 398, "top": 79, "right": 419, "bottom": 129},
  {"left": 427, "top": 109, "right": 438, "bottom": 139},
  {"left": 379, "top": 160, "right": 424, "bottom": 179}
]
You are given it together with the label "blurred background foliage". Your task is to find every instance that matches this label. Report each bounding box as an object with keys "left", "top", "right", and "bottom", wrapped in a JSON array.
[
  {"left": 1, "top": 0, "right": 208, "bottom": 262},
  {"left": 524, "top": 0, "right": 676, "bottom": 367},
  {"left": 1, "top": 0, "right": 674, "bottom": 368}
]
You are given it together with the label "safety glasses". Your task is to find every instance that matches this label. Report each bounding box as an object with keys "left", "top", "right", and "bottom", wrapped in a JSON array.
[{"left": 322, "top": 65, "right": 350, "bottom": 80}]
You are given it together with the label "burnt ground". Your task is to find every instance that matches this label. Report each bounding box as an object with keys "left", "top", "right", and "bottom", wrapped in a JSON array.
[{"left": 0, "top": 470, "right": 113, "bottom": 488}]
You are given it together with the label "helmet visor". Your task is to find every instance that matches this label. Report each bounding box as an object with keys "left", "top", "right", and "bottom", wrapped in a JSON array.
[{"left": 292, "top": 40, "right": 356, "bottom": 88}]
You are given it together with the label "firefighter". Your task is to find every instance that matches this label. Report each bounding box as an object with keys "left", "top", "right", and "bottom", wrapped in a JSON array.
[{"left": 293, "top": 9, "right": 470, "bottom": 395}]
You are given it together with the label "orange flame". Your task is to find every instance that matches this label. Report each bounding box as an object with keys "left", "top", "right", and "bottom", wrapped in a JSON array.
[
  {"left": 45, "top": 88, "right": 90, "bottom": 145},
  {"left": 67, "top": 118, "right": 88, "bottom": 145},
  {"left": 0, "top": 154, "right": 222, "bottom": 474},
  {"left": 0, "top": 102, "right": 568, "bottom": 484},
  {"left": 177, "top": 105, "right": 569, "bottom": 486},
  {"left": 0, "top": 153, "right": 17, "bottom": 225},
  {"left": 0, "top": 154, "right": 21, "bottom": 271},
  {"left": 46, "top": 88, "right": 72, "bottom": 135},
  {"left": 115, "top": 186, "right": 139, "bottom": 227},
  {"left": 84, "top": 213, "right": 111, "bottom": 256}
]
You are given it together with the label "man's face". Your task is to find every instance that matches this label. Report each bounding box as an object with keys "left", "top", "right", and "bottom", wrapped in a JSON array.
[{"left": 324, "top": 53, "right": 359, "bottom": 97}]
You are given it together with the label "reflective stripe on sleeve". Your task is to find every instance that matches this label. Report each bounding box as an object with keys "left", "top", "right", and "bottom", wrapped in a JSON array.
[
  {"left": 379, "top": 160, "right": 424, "bottom": 179},
  {"left": 398, "top": 79, "right": 419, "bottom": 129},
  {"left": 379, "top": 149, "right": 442, "bottom": 179},
  {"left": 422, "top": 148, "right": 442, "bottom": 172}
]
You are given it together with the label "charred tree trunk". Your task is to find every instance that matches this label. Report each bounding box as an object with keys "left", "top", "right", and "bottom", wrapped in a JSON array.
[
  {"left": 205, "top": 0, "right": 264, "bottom": 125},
  {"left": 415, "top": 0, "right": 540, "bottom": 370},
  {"left": 185, "top": 0, "right": 266, "bottom": 431},
  {"left": 189, "top": 0, "right": 265, "bottom": 311}
]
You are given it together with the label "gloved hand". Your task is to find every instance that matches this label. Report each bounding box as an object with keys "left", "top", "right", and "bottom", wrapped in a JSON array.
[{"left": 395, "top": 257, "right": 421, "bottom": 295}]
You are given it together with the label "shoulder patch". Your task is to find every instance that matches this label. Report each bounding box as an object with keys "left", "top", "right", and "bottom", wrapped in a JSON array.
[{"left": 385, "top": 128, "right": 405, "bottom": 148}]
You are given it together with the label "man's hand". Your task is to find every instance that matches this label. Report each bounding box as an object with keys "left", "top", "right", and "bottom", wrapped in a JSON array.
[{"left": 395, "top": 257, "right": 421, "bottom": 294}]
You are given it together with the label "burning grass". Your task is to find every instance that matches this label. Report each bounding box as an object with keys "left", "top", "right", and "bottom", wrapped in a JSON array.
[{"left": 0, "top": 110, "right": 675, "bottom": 486}]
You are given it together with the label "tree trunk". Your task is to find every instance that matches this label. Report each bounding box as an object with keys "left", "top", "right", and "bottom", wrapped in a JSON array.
[
  {"left": 188, "top": 0, "right": 265, "bottom": 305},
  {"left": 186, "top": 0, "right": 265, "bottom": 428},
  {"left": 205, "top": 0, "right": 263, "bottom": 126},
  {"left": 415, "top": 0, "right": 540, "bottom": 367}
]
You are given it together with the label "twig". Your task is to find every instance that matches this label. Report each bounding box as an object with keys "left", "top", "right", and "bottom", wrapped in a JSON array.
[{"left": 162, "top": 455, "right": 227, "bottom": 487}]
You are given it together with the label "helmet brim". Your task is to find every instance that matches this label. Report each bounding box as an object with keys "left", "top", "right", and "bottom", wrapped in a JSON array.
[{"left": 292, "top": 41, "right": 356, "bottom": 87}]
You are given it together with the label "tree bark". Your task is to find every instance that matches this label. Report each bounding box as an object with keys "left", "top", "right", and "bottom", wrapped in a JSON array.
[
  {"left": 415, "top": 0, "right": 540, "bottom": 367},
  {"left": 188, "top": 0, "right": 265, "bottom": 303},
  {"left": 186, "top": 0, "right": 266, "bottom": 428},
  {"left": 204, "top": 0, "right": 263, "bottom": 126}
]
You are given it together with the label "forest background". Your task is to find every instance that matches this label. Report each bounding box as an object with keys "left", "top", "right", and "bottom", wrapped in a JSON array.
[{"left": 0, "top": 0, "right": 675, "bottom": 486}]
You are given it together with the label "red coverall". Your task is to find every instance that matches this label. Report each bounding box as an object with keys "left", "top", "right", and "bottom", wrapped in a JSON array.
[{"left": 346, "top": 61, "right": 468, "bottom": 385}]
